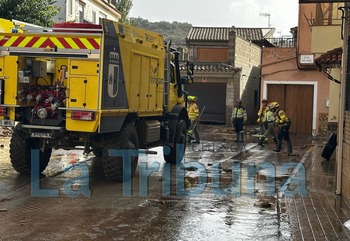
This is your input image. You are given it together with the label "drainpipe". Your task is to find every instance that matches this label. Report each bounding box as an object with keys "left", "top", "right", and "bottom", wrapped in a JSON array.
[{"left": 336, "top": 6, "right": 349, "bottom": 195}]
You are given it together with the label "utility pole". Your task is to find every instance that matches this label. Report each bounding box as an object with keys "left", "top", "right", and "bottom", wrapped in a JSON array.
[{"left": 260, "top": 13, "right": 271, "bottom": 28}]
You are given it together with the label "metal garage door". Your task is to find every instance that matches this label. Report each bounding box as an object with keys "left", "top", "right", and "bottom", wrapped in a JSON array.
[{"left": 185, "top": 83, "right": 226, "bottom": 123}]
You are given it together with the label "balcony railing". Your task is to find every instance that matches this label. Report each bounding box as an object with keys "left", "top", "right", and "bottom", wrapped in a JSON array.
[{"left": 265, "top": 38, "right": 296, "bottom": 48}]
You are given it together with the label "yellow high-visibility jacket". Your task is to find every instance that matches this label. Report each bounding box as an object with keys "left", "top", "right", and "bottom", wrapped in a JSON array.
[
  {"left": 232, "top": 106, "right": 247, "bottom": 122},
  {"left": 276, "top": 109, "right": 291, "bottom": 126},
  {"left": 264, "top": 109, "right": 275, "bottom": 123},
  {"left": 257, "top": 105, "right": 269, "bottom": 123},
  {"left": 187, "top": 103, "right": 199, "bottom": 120}
]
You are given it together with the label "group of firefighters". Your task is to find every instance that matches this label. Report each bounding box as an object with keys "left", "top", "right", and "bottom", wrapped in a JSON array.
[
  {"left": 256, "top": 99, "right": 293, "bottom": 155},
  {"left": 231, "top": 98, "right": 293, "bottom": 155},
  {"left": 186, "top": 95, "right": 293, "bottom": 155}
]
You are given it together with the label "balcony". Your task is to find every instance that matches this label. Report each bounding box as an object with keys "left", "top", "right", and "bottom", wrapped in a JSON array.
[{"left": 264, "top": 37, "right": 296, "bottom": 48}]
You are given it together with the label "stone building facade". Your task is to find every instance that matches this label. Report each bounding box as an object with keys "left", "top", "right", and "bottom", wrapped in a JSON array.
[{"left": 185, "top": 26, "right": 272, "bottom": 125}]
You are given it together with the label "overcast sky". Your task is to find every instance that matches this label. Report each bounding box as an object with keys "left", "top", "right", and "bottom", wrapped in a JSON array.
[{"left": 129, "top": 0, "right": 299, "bottom": 36}]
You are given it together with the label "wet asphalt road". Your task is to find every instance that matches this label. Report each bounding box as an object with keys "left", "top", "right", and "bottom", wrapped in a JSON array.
[{"left": 0, "top": 125, "right": 304, "bottom": 241}]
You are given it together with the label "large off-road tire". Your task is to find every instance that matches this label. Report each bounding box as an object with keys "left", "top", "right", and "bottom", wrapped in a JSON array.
[
  {"left": 9, "top": 125, "right": 52, "bottom": 174},
  {"left": 102, "top": 123, "right": 139, "bottom": 182},
  {"left": 92, "top": 147, "right": 103, "bottom": 157},
  {"left": 164, "top": 119, "right": 187, "bottom": 164}
]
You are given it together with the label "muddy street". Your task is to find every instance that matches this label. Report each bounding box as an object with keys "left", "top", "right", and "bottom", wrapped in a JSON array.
[{"left": 0, "top": 125, "right": 309, "bottom": 241}]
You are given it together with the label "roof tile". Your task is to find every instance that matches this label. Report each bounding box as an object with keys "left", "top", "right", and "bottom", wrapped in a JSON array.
[
  {"left": 186, "top": 27, "right": 265, "bottom": 42},
  {"left": 180, "top": 62, "right": 239, "bottom": 72},
  {"left": 315, "top": 47, "right": 342, "bottom": 66}
]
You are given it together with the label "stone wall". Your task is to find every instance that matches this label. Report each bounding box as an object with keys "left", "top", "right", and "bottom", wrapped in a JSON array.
[
  {"left": 234, "top": 37, "right": 261, "bottom": 125},
  {"left": 318, "top": 113, "right": 329, "bottom": 137}
]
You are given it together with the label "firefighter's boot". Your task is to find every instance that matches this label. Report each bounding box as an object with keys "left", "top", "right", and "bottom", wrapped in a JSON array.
[
  {"left": 287, "top": 141, "right": 293, "bottom": 155},
  {"left": 235, "top": 133, "right": 240, "bottom": 142},
  {"left": 273, "top": 140, "right": 282, "bottom": 152},
  {"left": 239, "top": 131, "right": 244, "bottom": 143},
  {"left": 258, "top": 136, "right": 265, "bottom": 147}
]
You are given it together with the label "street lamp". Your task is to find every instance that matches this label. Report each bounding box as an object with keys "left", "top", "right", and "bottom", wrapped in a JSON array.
[{"left": 260, "top": 13, "right": 271, "bottom": 28}]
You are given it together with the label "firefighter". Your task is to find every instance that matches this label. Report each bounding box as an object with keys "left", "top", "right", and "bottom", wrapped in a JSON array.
[
  {"left": 231, "top": 99, "right": 247, "bottom": 142},
  {"left": 258, "top": 102, "right": 277, "bottom": 147},
  {"left": 257, "top": 99, "right": 269, "bottom": 141},
  {"left": 273, "top": 102, "right": 293, "bottom": 155},
  {"left": 187, "top": 95, "right": 200, "bottom": 144}
]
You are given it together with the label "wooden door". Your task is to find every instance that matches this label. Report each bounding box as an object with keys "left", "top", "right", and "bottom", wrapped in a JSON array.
[{"left": 267, "top": 84, "right": 313, "bottom": 134}]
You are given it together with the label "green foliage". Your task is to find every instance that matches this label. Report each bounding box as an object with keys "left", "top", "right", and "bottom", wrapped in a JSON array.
[
  {"left": 116, "top": 0, "right": 133, "bottom": 24},
  {"left": 130, "top": 17, "right": 192, "bottom": 45},
  {"left": 0, "top": 0, "right": 60, "bottom": 27}
]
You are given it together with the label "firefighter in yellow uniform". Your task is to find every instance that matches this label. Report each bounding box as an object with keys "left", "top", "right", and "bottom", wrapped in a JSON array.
[
  {"left": 187, "top": 95, "right": 200, "bottom": 144},
  {"left": 258, "top": 102, "right": 277, "bottom": 147},
  {"left": 257, "top": 99, "right": 269, "bottom": 141},
  {"left": 231, "top": 99, "right": 247, "bottom": 142},
  {"left": 273, "top": 102, "right": 293, "bottom": 155}
]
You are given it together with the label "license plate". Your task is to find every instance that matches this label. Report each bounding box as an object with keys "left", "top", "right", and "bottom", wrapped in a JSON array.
[
  {"left": 30, "top": 132, "right": 52, "bottom": 138},
  {"left": 0, "top": 119, "right": 15, "bottom": 127}
]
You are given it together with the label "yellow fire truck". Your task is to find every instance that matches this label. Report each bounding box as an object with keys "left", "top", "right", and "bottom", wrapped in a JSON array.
[{"left": 0, "top": 19, "right": 193, "bottom": 181}]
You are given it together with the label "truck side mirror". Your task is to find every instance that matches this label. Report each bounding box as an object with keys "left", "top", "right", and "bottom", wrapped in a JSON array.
[
  {"left": 187, "top": 61, "right": 194, "bottom": 76},
  {"left": 183, "top": 61, "right": 194, "bottom": 84}
]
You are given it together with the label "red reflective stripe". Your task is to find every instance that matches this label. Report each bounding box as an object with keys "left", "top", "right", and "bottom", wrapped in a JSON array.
[
  {"left": 11, "top": 36, "right": 26, "bottom": 47},
  {"left": 25, "top": 36, "right": 40, "bottom": 47},
  {"left": 0, "top": 36, "right": 10, "bottom": 46},
  {"left": 39, "top": 38, "right": 55, "bottom": 48},
  {"left": 57, "top": 37, "right": 72, "bottom": 49},
  {"left": 87, "top": 38, "right": 100, "bottom": 49},
  {"left": 72, "top": 38, "right": 86, "bottom": 49}
]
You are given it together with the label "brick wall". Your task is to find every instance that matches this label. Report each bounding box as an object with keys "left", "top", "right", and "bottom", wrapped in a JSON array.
[{"left": 342, "top": 111, "right": 350, "bottom": 200}]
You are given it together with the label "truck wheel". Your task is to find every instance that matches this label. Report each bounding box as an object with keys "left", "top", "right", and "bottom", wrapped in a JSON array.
[
  {"left": 164, "top": 119, "right": 187, "bottom": 164},
  {"left": 102, "top": 123, "right": 139, "bottom": 181},
  {"left": 92, "top": 148, "right": 102, "bottom": 157},
  {"left": 9, "top": 126, "right": 52, "bottom": 174}
]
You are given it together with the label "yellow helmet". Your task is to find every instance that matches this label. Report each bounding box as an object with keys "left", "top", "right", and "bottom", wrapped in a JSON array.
[
  {"left": 188, "top": 95, "right": 197, "bottom": 101},
  {"left": 268, "top": 101, "right": 280, "bottom": 109}
]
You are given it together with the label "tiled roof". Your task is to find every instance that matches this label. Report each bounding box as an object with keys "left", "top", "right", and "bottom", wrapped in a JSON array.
[
  {"left": 235, "top": 28, "right": 264, "bottom": 41},
  {"left": 180, "top": 62, "right": 239, "bottom": 72},
  {"left": 186, "top": 27, "right": 266, "bottom": 42},
  {"left": 315, "top": 47, "right": 342, "bottom": 66},
  {"left": 186, "top": 27, "right": 230, "bottom": 41}
]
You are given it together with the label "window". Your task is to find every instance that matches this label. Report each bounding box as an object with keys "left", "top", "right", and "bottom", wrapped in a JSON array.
[
  {"left": 197, "top": 48, "right": 228, "bottom": 62},
  {"left": 78, "top": 2, "right": 84, "bottom": 23},
  {"left": 68, "top": 0, "right": 73, "bottom": 16},
  {"left": 99, "top": 13, "right": 107, "bottom": 25},
  {"left": 170, "top": 62, "right": 175, "bottom": 84},
  {"left": 92, "top": 11, "right": 96, "bottom": 24}
]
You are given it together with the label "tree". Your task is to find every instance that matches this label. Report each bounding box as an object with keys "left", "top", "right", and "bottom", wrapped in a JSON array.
[
  {"left": 116, "top": 0, "right": 133, "bottom": 24},
  {"left": 0, "top": 0, "right": 59, "bottom": 27},
  {"left": 130, "top": 17, "right": 192, "bottom": 45}
]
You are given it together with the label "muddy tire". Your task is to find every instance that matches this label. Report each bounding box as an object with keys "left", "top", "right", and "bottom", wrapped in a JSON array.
[
  {"left": 9, "top": 125, "right": 52, "bottom": 174},
  {"left": 102, "top": 123, "right": 139, "bottom": 182},
  {"left": 92, "top": 148, "right": 103, "bottom": 157},
  {"left": 164, "top": 119, "right": 187, "bottom": 164}
]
